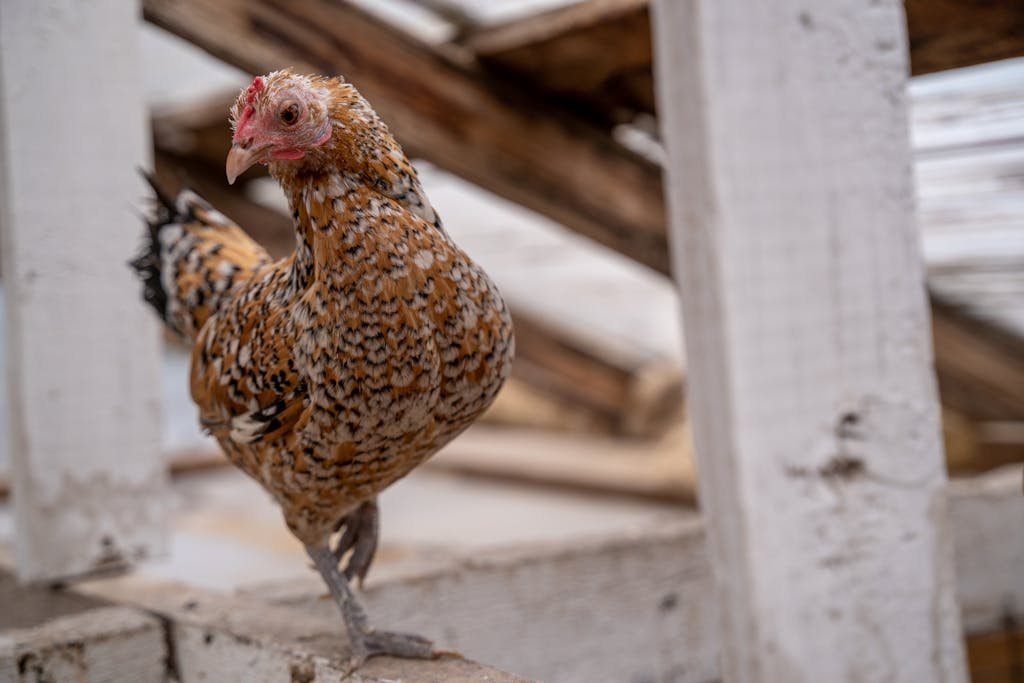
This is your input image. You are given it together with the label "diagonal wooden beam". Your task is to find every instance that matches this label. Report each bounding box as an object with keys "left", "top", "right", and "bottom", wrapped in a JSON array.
[
  {"left": 468, "top": 0, "right": 654, "bottom": 124},
  {"left": 906, "top": 0, "right": 1024, "bottom": 77},
  {"left": 931, "top": 294, "right": 1024, "bottom": 422},
  {"left": 143, "top": 0, "right": 671, "bottom": 273},
  {"left": 469, "top": 0, "right": 1024, "bottom": 124}
]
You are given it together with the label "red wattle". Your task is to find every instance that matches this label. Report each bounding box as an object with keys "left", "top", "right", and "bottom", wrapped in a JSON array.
[{"left": 271, "top": 148, "right": 306, "bottom": 161}]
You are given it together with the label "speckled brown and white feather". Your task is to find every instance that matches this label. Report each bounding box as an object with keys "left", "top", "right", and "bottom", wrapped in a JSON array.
[{"left": 134, "top": 70, "right": 514, "bottom": 546}]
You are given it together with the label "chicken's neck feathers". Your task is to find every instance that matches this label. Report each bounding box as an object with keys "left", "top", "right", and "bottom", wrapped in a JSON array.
[{"left": 281, "top": 170, "right": 449, "bottom": 294}]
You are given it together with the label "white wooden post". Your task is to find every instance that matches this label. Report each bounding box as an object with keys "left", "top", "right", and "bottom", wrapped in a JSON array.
[
  {"left": 651, "top": 1, "right": 968, "bottom": 681},
  {"left": 0, "top": 0, "right": 166, "bottom": 581}
]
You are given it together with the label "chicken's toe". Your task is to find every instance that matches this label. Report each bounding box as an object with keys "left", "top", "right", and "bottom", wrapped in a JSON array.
[{"left": 332, "top": 499, "right": 380, "bottom": 586}]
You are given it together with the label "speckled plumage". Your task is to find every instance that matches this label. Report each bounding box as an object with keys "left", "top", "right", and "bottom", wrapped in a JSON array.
[{"left": 133, "top": 71, "right": 514, "bottom": 549}]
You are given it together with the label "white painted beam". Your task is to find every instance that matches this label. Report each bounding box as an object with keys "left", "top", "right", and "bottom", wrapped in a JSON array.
[
  {"left": 73, "top": 579, "right": 532, "bottom": 683},
  {"left": 651, "top": 1, "right": 968, "bottom": 681},
  {"left": 0, "top": 1, "right": 166, "bottom": 581},
  {"left": 230, "top": 467, "right": 1022, "bottom": 683}
]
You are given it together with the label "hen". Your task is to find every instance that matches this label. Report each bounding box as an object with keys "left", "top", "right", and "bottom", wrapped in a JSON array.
[{"left": 131, "top": 69, "right": 514, "bottom": 666}]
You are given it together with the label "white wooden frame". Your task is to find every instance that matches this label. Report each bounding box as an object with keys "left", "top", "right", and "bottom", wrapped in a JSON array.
[
  {"left": 652, "top": 0, "right": 968, "bottom": 680},
  {"left": 0, "top": 0, "right": 166, "bottom": 581}
]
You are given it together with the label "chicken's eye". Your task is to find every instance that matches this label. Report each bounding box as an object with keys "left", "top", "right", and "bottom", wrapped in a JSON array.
[{"left": 280, "top": 103, "right": 300, "bottom": 125}]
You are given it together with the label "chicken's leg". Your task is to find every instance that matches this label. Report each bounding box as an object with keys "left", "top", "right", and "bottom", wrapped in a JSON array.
[
  {"left": 306, "top": 545, "right": 436, "bottom": 668},
  {"left": 332, "top": 499, "right": 379, "bottom": 585}
]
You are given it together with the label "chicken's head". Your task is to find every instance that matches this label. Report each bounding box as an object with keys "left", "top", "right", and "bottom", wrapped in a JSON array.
[{"left": 226, "top": 70, "right": 334, "bottom": 184}]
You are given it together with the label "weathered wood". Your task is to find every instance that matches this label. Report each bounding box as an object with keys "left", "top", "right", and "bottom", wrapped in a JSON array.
[
  {"left": 481, "top": 377, "right": 625, "bottom": 434},
  {"left": 0, "top": 0, "right": 167, "bottom": 582},
  {"left": 247, "top": 466, "right": 1023, "bottom": 683},
  {"left": 430, "top": 424, "right": 696, "bottom": 502},
  {"left": 652, "top": 0, "right": 967, "bottom": 680},
  {"left": 949, "top": 465, "right": 1024, "bottom": 635},
  {"left": 966, "top": 623, "right": 1024, "bottom": 683},
  {"left": 505, "top": 310, "right": 683, "bottom": 436},
  {"left": 469, "top": 0, "right": 654, "bottom": 124},
  {"left": 76, "top": 578, "right": 533, "bottom": 683},
  {"left": 254, "top": 520, "right": 719, "bottom": 683},
  {"left": 912, "top": 60, "right": 1024, "bottom": 356},
  {"left": 469, "top": 0, "right": 1024, "bottom": 125},
  {"left": 3, "top": 465, "right": 1014, "bottom": 683},
  {"left": 911, "top": 58, "right": 1024, "bottom": 156},
  {"left": 932, "top": 295, "right": 1024, "bottom": 421},
  {"left": 0, "top": 571, "right": 113, "bottom": 632},
  {"left": 405, "top": 0, "right": 479, "bottom": 40},
  {"left": 0, "top": 588, "right": 165, "bottom": 683},
  {"left": 938, "top": 409, "right": 1024, "bottom": 476},
  {"left": 142, "top": 0, "right": 671, "bottom": 273},
  {"left": 906, "top": 0, "right": 1024, "bottom": 77}
]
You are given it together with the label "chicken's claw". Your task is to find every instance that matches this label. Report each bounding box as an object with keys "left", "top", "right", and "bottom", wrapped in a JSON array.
[{"left": 307, "top": 544, "right": 438, "bottom": 671}]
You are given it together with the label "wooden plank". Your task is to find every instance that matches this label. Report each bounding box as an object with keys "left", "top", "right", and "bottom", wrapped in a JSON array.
[
  {"left": 481, "top": 377, "right": 627, "bottom": 434},
  {"left": 3, "top": 464, "right": 1011, "bottom": 683},
  {"left": 430, "top": 423, "right": 696, "bottom": 502},
  {"left": 142, "top": 0, "right": 671, "bottom": 273},
  {"left": 949, "top": 465, "right": 1024, "bottom": 635},
  {"left": 468, "top": 0, "right": 654, "bottom": 124},
  {"left": 252, "top": 520, "right": 719, "bottom": 683},
  {"left": 932, "top": 295, "right": 1024, "bottom": 421},
  {"left": 0, "top": 606, "right": 165, "bottom": 683},
  {"left": 910, "top": 58, "right": 1024, "bottom": 155},
  {"left": 906, "top": 0, "right": 1024, "bottom": 77},
  {"left": 469, "top": 0, "right": 1024, "bottom": 124},
  {"left": 652, "top": 1, "right": 968, "bottom": 680},
  {"left": 248, "top": 466, "right": 1023, "bottom": 683},
  {"left": 0, "top": 0, "right": 167, "bottom": 581},
  {"left": 966, "top": 624, "right": 1024, "bottom": 683},
  {"left": 504, "top": 310, "right": 683, "bottom": 436},
  {"left": 75, "top": 578, "right": 533, "bottom": 683}
]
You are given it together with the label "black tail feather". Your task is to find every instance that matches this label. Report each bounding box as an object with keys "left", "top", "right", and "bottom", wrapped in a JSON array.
[{"left": 129, "top": 170, "right": 179, "bottom": 324}]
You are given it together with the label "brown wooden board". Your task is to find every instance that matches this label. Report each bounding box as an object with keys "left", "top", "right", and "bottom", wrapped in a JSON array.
[
  {"left": 966, "top": 620, "right": 1024, "bottom": 683},
  {"left": 932, "top": 294, "right": 1024, "bottom": 422},
  {"left": 469, "top": 0, "right": 1024, "bottom": 125},
  {"left": 468, "top": 0, "right": 654, "bottom": 124}
]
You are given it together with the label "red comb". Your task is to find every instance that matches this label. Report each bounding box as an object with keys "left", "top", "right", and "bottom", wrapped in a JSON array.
[
  {"left": 246, "top": 76, "right": 265, "bottom": 105},
  {"left": 234, "top": 77, "right": 266, "bottom": 142}
]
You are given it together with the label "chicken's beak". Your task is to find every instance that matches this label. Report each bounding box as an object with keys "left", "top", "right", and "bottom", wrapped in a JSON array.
[{"left": 226, "top": 144, "right": 262, "bottom": 185}]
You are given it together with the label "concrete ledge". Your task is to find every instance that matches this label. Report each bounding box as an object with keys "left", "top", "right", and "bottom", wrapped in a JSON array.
[
  {"left": 5, "top": 466, "right": 1017, "bottom": 682},
  {"left": 77, "top": 579, "right": 531, "bottom": 682},
  {"left": 255, "top": 520, "right": 718, "bottom": 683},
  {"left": 250, "top": 465, "right": 1024, "bottom": 683},
  {"left": 2, "top": 568, "right": 530, "bottom": 681},
  {"left": 0, "top": 606, "right": 165, "bottom": 683}
]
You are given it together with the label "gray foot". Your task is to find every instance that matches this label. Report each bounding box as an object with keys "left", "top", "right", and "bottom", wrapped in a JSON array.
[{"left": 307, "top": 544, "right": 438, "bottom": 670}]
